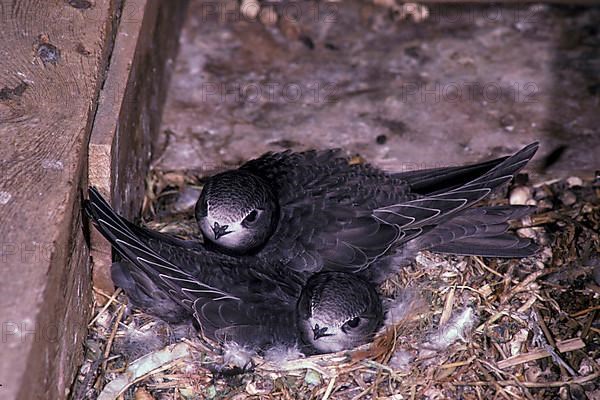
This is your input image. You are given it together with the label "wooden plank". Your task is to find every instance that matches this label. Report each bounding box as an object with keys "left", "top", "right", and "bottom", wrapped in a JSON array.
[
  {"left": 88, "top": 0, "right": 188, "bottom": 297},
  {"left": 0, "top": 1, "right": 120, "bottom": 399}
]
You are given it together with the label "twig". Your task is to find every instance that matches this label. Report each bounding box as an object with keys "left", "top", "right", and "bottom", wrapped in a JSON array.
[
  {"left": 321, "top": 375, "right": 337, "bottom": 400},
  {"left": 102, "top": 304, "right": 126, "bottom": 372},
  {"left": 501, "top": 270, "right": 546, "bottom": 304},
  {"left": 529, "top": 309, "right": 577, "bottom": 376},
  {"left": 97, "top": 342, "right": 192, "bottom": 400},
  {"left": 516, "top": 295, "right": 538, "bottom": 314},
  {"left": 439, "top": 355, "right": 476, "bottom": 369},
  {"left": 478, "top": 360, "right": 534, "bottom": 400},
  {"left": 473, "top": 256, "right": 504, "bottom": 279},
  {"left": 570, "top": 305, "right": 600, "bottom": 317},
  {"left": 454, "top": 372, "right": 599, "bottom": 388},
  {"left": 89, "top": 288, "right": 123, "bottom": 328},
  {"left": 580, "top": 310, "right": 596, "bottom": 340},
  {"left": 71, "top": 357, "right": 105, "bottom": 400},
  {"left": 497, "top": 338, "right": 585, "bottom": 369},
  {"left": 474, "top": 360, "right": 513, "bottom": 400}
]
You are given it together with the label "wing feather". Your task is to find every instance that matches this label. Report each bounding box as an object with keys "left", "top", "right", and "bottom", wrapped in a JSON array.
[{"left": 241, "top": 143, "right": 537, "bottom": 273}]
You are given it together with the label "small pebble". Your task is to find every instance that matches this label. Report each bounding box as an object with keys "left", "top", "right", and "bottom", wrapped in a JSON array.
[
  {"left": 240, "top": 0, "right": 260, "bottom": 20},
  {"left": 578, "top": 358, "right": 594, "bottom": 376},
  {"left": 559, "top": 190, "right": 577, "bottom": 206},
  {"left": 376, "top": 134, "right": 387, "bottom": 145},
  {"left": 499, "top": 113, "right": 516, "bottom": 131},
  {"left": 0, "top": 191, "right": 11, "bottom": 204},
  {"left": 559, "top": 386, "right": 569, "bottom": 400},
  {"left": 509, "top": 186, "right": 532, "bottom": 205},
  {"left": 566, "top": 176, "right": 583, "bottom": 188}
]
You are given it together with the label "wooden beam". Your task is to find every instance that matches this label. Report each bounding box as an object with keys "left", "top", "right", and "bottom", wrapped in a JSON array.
[
  {"left": 88, "top": 1, "right": 189, "bottom": 296},
  {"left": 0, "top": 1, "right": 119, "bottom": 399}
]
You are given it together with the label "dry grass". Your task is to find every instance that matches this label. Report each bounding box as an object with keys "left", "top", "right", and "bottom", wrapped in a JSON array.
[{"left": 72, "top": 170, "right": 600, "bottom": 400}]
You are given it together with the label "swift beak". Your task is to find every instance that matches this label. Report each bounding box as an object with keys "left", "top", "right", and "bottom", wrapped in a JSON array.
[
  {"left": 212, "top": 222, "right": 232, "bottom": 240},
  {"left": 313, "top": 324, "right": 333, "bottom": 340}
]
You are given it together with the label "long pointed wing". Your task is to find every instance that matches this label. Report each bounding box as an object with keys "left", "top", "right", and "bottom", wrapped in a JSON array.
[
  {"left": 86, "top": 187, "right": 240, "bottom": 310},
  {"left": 87, "top": 188, "right": 304, "bottom": 302},
  {"left": 87, "top": 188, "right": 305, "bottom": 346},
  {"left": 193, "top": 296, "right": 298, "bottom": 348},
  {"left": 373, "top": 143, "right": 539, "bottom": 236},
  {"left": 410, "top": 205, "right": 538, "bottom": 257},
  {"left": 241, "top": 143, "right": 537, "bottom": 273},
  {"left": 392, "top": 156, "right": 511, "bottom": 195}
]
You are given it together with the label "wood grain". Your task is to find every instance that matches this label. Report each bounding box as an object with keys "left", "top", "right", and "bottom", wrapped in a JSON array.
[
  {"left": 88, "top": 0, "right": 188, "bottom": 298},
  {"left": 0, "top": 1, "right": 118, "bottom": 399}
]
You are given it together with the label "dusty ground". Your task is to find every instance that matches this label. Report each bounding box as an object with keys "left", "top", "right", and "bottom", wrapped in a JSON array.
[{"left": 154, "top": 0, "right": 599, "bottom": 179}]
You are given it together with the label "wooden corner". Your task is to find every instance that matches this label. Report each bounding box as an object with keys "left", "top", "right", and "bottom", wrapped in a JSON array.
[{"left": 88, "top": 0, "right": 189, "bottom": 299}]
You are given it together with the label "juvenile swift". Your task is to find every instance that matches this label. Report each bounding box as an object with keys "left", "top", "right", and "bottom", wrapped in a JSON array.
[
  {"left": 86, "top": 143, "right": 539, "bottom": 357},
  {"left": 195, "top": 143, "right": 539, "bottom": 277},
  {"left": 86, "top": 189, "right": 384, "bottom": 356}
]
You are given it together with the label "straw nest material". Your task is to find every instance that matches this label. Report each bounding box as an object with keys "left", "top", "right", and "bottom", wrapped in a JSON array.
[{"left": 72, "top": 168, "right": 600, "bottom": 400}]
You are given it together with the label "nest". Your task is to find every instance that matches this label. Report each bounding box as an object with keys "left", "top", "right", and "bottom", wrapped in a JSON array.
[{"left": 73, "top": 169, "right": 600, "bottom": 400}]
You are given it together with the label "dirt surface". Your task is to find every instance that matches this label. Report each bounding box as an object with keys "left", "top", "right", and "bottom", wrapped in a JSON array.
[{"left": 155, "top": 0, "right": 599, "bottom": 179}]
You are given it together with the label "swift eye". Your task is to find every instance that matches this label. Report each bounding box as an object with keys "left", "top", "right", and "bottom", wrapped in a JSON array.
[
  {"left": 346, "top": 317, "right": 360, "bottom": 329},
  {"left": 196, "top": 199, "right": 208, "bottom": 217},
  {"left": 244, "top": 210, "right": 258, "bottom": 223}
]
